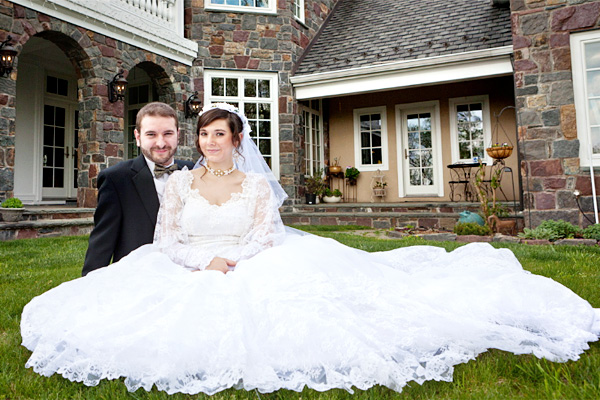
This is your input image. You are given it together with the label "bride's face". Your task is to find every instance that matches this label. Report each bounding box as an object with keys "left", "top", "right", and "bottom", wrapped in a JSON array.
[{"left": 198, "top": 118, "right": 238, "bottom": 166}]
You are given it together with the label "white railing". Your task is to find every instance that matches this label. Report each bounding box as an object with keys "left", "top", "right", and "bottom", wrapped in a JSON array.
[
  {"left": 120, "top": 0, "right": 178, "bottom": 32},
  {"left": 11, "top": 0, "right": 196, "bottom": 65}
]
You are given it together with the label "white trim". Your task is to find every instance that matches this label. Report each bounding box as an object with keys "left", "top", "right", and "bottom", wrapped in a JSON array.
[
  {"left": 203, "top": 69, "right": 280, "bottom": 178},
  {"left": 206, "top": 0, "right": 276, "bottom": 15},
  {"left": 292, "top": 47, "right": 514, "bottom": 99},
  {"left": 292, "top": 0, "right": 305, "bottom": 24},
  {"left": 353, "top": 106, "right": 389, "bottom": 172},
  {"left": 299, "top": 100, "right": 324, "bottom": 176},
  {"left": 571, "top": 29, "right": 600, "bottom": 168},
  {"left": 12, "top": 0, "right": 198, "bottom": 66},
  {"left": 448, "top": 95, "right": 493, "bottom": 164},
  {"left": 395, "top": 101, "right": 443, "bottom": 198}
]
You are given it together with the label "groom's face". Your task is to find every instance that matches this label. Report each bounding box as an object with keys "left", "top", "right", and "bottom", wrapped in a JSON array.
[{"left": 135, "top": 115, "right": 179, "bottom": 166}]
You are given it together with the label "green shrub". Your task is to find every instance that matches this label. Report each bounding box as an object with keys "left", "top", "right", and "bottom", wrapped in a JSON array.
[
  {"left": 1, "top": 197, "right": 23, "bottom": 208},
  {"left": 518, "top": 226, "right": 560, "bottom": 241},
  {"left": 537, "top": 219, "right": 581, "bottom": 239},
  {"left": 582, "top": 223, "right": 600, "bottom": 241},
  {"left": 453, "top": 222, "right": 491, "bottom": 236}
]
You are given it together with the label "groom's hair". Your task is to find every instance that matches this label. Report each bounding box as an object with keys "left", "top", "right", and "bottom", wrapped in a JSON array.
[{"left": 136, "top": 102, "right": 179, "bottom": 131}]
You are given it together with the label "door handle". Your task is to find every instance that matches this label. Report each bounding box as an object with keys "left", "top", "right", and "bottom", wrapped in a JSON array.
[
  {"left": 404, "top": 149, "right": 408, "bottom": 159},
  {"left": 65, "top": 147, "right": 70, "bottom": 158}
]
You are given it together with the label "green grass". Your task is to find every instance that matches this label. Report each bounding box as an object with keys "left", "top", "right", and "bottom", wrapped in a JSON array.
[{"left": 1, "top": 233, "right": 599, "bottom": 399}]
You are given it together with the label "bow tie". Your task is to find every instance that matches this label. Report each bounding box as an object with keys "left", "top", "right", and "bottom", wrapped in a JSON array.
[{"left": 154, "top": 163, "right": 178, "bottom": 178}]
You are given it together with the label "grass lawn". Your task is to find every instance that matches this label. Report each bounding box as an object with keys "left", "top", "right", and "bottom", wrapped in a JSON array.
[{"left": 1, "top": 230, "right": 599, "bottom": 399}]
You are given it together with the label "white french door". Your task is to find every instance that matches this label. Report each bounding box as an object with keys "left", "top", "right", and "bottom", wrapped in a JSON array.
[
  {"left": 41, "top": 100, "right": 77, "bottom": 199},
  {"left": 396, "top": 102, "right": 443, "bottom": 197}
]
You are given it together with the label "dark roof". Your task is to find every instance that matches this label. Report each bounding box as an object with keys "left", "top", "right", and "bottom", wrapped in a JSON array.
[{"left": 294, "top": 0, "right": 512, "bottom": 76}]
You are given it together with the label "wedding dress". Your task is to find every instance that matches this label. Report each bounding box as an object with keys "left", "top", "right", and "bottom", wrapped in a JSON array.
[{"left": 21, "top": 170, "right": 600, "bottom": 395}]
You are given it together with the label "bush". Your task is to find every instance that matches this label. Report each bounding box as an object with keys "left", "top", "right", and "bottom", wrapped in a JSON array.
[
  {"left": 1, "top": 197, "right": 23, "bottom": 208},
  {"left": 583, "top": 223, "right": 600, "bottom": 241},
  {"left": 453, "top": 222, "right": 491, "bottom": 236},
  {"left": 518, "top": 227, "right": 560, "bottom": 241},
  {"left": 537, "top": 219, "right": 581, "bottom": 239},
  {"left": 323, "top": 188, "right": 342, "bottom": 197}
]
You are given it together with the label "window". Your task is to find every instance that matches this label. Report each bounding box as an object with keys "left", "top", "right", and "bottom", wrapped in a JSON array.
[
  {"left": 206, "top": 0, "right": 275, "bottom": 14},
  {"left": 300, "top": 100, "right": 323, "bottom": 176},
  {"left": 292, "top": 0, "right": 305, "bottom": 23},
  {"left": 204, "top": 70, "right": 279, "bottom": 177},
  {"left": 571, "top": 30, "right": 600, "bottom": 167},
  {"left": 353, "top": 106, "right": 389, "bottom": 171},
  {"left": 449, "top": 95, "right": 492, "bottom": 163}
]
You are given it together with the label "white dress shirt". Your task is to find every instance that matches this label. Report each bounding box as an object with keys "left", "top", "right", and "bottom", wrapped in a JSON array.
[{"left": 143, "top": 157, "right": 175, "bottom": 204}]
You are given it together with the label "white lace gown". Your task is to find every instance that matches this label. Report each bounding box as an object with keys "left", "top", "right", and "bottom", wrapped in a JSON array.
[{"left": 21, "top": 171, "right": 600, "bottom": 395}]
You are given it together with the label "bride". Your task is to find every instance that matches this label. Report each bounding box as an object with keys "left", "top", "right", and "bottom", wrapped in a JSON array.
[{"left": 21, "top": 103, "right": 600, "bottom": 395}]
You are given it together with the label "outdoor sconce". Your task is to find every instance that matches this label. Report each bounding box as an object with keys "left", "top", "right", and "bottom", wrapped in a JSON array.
[
  {"left": 185, "top": 91, "right": 202, "bottom": 118},
  {"left": 108, "top": 70, "right": 128, "bottom": 102},
  {"left": 0, "top": 36, "right": 18, "bottom": 77}
]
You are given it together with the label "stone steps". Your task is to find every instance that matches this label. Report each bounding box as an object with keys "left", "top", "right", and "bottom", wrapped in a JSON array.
[
  {"left": 0, "top": 207, "right": 95, "bottom": 240},
  {"left": 281, "top": 202, "right": 522, "bottom": 230}
]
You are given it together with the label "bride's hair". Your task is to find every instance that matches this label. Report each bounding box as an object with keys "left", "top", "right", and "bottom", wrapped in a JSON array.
[{"left": 196, "top": 108, "right": 244, "bottom": 162}]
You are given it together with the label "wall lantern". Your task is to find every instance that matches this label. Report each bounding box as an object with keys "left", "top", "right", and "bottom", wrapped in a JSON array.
[
  {"left": 108, "top": 70, "right": 128, "bottom": 102},
  {"left": 185, "top": 91, "right": 202, "bottom": 118},
  {"left": 0, "top": 36, "right": 18, "bottom": 77}
]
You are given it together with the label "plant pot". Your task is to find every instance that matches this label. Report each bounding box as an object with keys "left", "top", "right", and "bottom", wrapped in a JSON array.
[
  {"left": 373, "top": 188, "right": 386, "bottom": 197},
  {"left": 0, "top": 207, "right": 24, "bottom": 222},
  {"left": 486, "top": 146, "right": 513, "bottom": 160},
  {"left": 305, "top": 193, "right": 317, "bottom": 205},
  {"left": 328, "top": 166, "right": 342, "bottom": 174},
  {"left": 322, "top": 195, "right": 342, "bottom": 203}
]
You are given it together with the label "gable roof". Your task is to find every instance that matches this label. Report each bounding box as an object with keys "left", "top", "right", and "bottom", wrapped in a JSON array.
[{"left": 294, "top": 0, "right": 512, "bottom": 76}]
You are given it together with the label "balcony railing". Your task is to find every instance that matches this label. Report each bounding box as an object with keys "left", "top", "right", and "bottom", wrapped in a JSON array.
[{"left": 12, "top": 0, "right": 197, "bottom": 65}]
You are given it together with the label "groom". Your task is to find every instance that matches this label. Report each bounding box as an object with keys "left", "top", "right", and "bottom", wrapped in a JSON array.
[{"left": 82, "top": 102, "right": 194, "bottom": 276}]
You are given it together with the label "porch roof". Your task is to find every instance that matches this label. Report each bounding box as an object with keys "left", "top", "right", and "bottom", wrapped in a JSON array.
[{"left": 292, "top": 0, "right": 513, "bottom": 98}]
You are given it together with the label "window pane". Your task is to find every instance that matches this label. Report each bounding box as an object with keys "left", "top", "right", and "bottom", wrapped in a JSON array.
[
  {"left": 43, "top": 168, "right": 53, "bottom": 187},
  {"left": 360, "top": 115, "right": 370, "bottom": 129},
  {"left": 585, "top": 41, "right": 600, "bottom": 69},
  {"left": 226, "top": 78, "right": 238, "bottom": 96},
  {"left": 258, "top": 139, "right": 271, "bottom": 155},
  {"left": 259, "top": 103, "right": 270, "bottom": 119},
  {"left": 372, "top": 148, "right": 382, "bottom": 164},
  {"left": 410, "top": 169, "right": 421, "bottom": 185},
  {"left": 409, "top": 150, "right": 420, "bottom": 167},
  {"left": 244, "top": 79, "right": 257, "bottom": 97},
  {"left": 44, "top": 105, "right": 54, "bottom": 125},
  {"left": 408, "top": 131, "right": 418, "bottom": 149},
  {"left": 54, "top": 169, "right": 64, "bottom": 188},
  {"left": 138, "top": 85, "right": 149, "bottom": 103},
  {"left": 407, "top": 115, "right": 419, "bottom": 131},
  {"left": 586, "top": 70, "right": 600, "bottom": 97},
  {"left": 592, "top": 126, "right": 600, "bottom": 154},
  {"left": 244, "top": 103, "right": 257, "bottom": 119},
  {"left": 258, "top": 121, "right": 270, "bottom": 137},
  {"left": 211, "top": 77, "right": 224, "bottom": 96},
  {"left": 55, "top": 107, "right": 66, "bottom": 127},
  {"left": 129, "top": 86, "right": 139, "bottom": 104},
  {"left": 421, "top": 115, "right": 431, "bottom": 131},
  {"left": 361, "top": 149, "right": 371, "bottom": 164},
  {"left": 43, "top": 126, "right": 54, "bottom": 146},
  {"left": 46, "top": 76, "right": 57, "bottom": 94},
  {"left": 459, "top": 142, "right": 471, "bottom": 159},
  {"left": 421, "top": 131, "right": 432, "bottom": 149},
  {"left": 422, "top": 150, "right": 433, "bottom": 167},
  {"left": 370, "top": 116, "right": 381, "bottom": 130},
  {"left": 258, "top": 80, "right": 270, "bottom": 98},
  {"left": 371, "top": 131, "right": 382, "bottom": 147},
  {"left": 422, "top": 168, "right": 434, "bottom": 185},
  {"left": 248, "top": 120, "right": 257, "bottom": 135},
  {"left": 361, "top": 132, "right": 370, "bottom": 147},
  {"left": 55, "top": 128, "right": 65, "bottom": 147},
  {"left": 43, "top": 146, "right": 53, "bottom": 166},
  {"left": 456, "top": 104, "right": 469, "bottom": 113},
  {"left": 589, "top": 99, "right": 600, "bottom": 125},
  {"left": 57, "top": 78, "right": 68, "bottom": 96}
]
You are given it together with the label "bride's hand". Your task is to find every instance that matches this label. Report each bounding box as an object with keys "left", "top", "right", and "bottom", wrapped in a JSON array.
[{"left": 205, "top": 257, "right": 237, "bottom": 273}]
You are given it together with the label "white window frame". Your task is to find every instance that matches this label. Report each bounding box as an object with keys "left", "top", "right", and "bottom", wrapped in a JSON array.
[
  {"left": 205, "top": 0, "right": 276, "bottom": 15},
  {"left": 449, "top": 95, "right": 492, "bottom": 164},
  {"left": 300, "top": 100, "right": 324, "bottom": 176},
  {"left": 204, "top": 69, "right": 280, "bottom": 178},
  {"left": 353, "top": 106, "right": 389, "bottom": 172},
  {"left": 571, "top": 29, "right": 600, "bottom": 167},
  {"left": 292, "top": 0, "right": 305, "bottom": 24}
]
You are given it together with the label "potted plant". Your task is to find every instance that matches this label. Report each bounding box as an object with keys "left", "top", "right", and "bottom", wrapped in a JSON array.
[
  {"left": 329, "top": 157, "right": 342, "bottom": 174},
  {"left": 486, "top": 142, "right": 513, "bottom": 160},
  {"left": 304, "top": 169, "right": 325, "bottom": 205},
  {"left": 373, "top": 181, "right": 387, "bottom": 197},
  {"left": 345, "top": 166, "right": 360, "bottom": 185},
  {"left": 1, "top": 197, "right": 25, "bottom": 222},
  {"left": 322, "top": 188, "right": 342, "bottom": 203}
]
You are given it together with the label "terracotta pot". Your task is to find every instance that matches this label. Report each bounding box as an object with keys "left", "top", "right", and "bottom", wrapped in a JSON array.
[{"left": 328, "top": 166, "right": 342, "bottom": 174}]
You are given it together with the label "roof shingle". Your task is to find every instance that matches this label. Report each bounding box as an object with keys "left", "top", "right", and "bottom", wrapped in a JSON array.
[{"left": 294, "top": 0, "right": 512, "bottom": 75}]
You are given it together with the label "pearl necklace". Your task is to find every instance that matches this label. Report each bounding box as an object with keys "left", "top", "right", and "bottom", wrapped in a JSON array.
[{"left": 205, "top": 164, "right": 236, "bottom": 177}]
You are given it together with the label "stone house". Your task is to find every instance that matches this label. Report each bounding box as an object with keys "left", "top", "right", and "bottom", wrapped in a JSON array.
[{"left": 0, "top": 0, "right": 599, "bottom": 229}]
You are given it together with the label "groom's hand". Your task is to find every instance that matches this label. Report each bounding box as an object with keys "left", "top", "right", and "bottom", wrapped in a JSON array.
[{"left": 205, "top": 257, "right": 237, "bottom": 274}]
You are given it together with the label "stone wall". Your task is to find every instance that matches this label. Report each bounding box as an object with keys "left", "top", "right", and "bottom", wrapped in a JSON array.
[
  {"left": 511, "top": 0, "right": 600, "bottom": 227},
  {"left": 186, "top": 0, "right": 339, "bottom": 201}
]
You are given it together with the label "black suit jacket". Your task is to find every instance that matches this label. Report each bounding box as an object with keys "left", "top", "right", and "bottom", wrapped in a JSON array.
[{"left": 82, "top": 155, "right": 194, "bottom": 276}]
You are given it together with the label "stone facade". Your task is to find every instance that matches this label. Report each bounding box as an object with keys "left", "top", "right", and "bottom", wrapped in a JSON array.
[
  {"left": 0, "top": 1, "right": 339, "bottom": 206},
  {"left": 186, "top": 0, "right": 339, "bottom": 200},
  {"left": 511, "top": 0, "right": 600, "bottom": 227}
]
